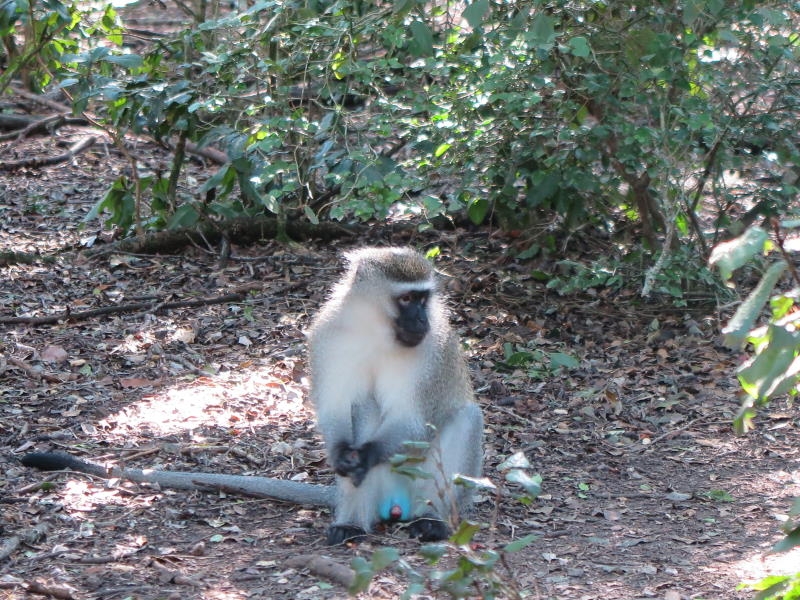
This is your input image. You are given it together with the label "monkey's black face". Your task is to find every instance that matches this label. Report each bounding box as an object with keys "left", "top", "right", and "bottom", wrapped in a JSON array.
[{"left": 393, "top": 290, "right": 430, "bottom": 347}]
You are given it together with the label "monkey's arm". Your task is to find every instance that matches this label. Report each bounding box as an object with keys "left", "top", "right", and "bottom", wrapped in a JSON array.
[
  {"left": 20, "top": 452, "right": 336, "bottom": 507},
  {"left": 332, "top": 413, "right": 429, "bottom": 487}
]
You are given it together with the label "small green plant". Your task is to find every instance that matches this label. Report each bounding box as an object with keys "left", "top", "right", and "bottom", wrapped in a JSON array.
[
  {"left": 713, "top": 228, "right": 800, "bottom": 598},
  {"left": 500, "top": 342, "right": 578, "bottom": 381},
  {"left": 700, "top": 489, "right": 735, "bottom": 503},
  {"left": 738, "top": 498, "right": 800, "bottom": 599},
  {"left": 350, "top": 451, "right": 541, "bottom": 599},
  {"left": 711, "top": 222, "right": 800, "bottom": 432}
]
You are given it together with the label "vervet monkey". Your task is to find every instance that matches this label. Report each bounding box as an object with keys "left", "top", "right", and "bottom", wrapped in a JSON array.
[
  {"left": 309, "top": 246, "right": 483, "bottom": 544},
  {"left": 21, "top": 246, "right": 483, "bottom": 545}
]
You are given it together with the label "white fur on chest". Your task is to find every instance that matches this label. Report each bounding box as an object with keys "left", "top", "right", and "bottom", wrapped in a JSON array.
[{"left": 322, "top": 298, "right": 424, "bottom": 418}]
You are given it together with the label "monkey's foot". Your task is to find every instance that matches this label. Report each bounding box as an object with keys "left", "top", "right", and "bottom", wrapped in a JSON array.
[
  {"left": 326, "top": 524, "right": 367, "bottom": 546},
  {"left": 406, "top": 517, "right": 449, "bottom": 542}
]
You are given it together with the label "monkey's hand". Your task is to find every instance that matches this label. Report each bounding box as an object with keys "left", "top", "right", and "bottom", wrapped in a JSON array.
[{"left": 331, "top": 441, "right": 383, "bottom": 487}]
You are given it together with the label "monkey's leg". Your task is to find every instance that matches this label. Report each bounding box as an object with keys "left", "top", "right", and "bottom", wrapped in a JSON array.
[
  {"left": 406, "top": 403, "right": 484, "bottom": 541},
  {"left": 326, "top": 464, "right": 402, "bottom": 545}
]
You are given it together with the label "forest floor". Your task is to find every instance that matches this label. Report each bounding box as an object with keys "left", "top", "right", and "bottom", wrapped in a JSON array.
[
  {"left": 2, "top": 5, "right": 800, "bottom": 592},
  {"left": 1, "top": 121, "right": 799, "bottom": 600}
]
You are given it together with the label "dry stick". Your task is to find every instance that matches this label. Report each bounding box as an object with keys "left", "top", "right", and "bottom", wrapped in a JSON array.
[
  {"left": 285, "top": 555, "right": 355, "bottom": 589},
  {"left": 0, "top": 288, "right": 259, "bottom": 325},
  {"left": 26, "top": 580, "right": 76, "bottom": 600},
  {"left": 74, "top": 548, "right": 143, "bottom": 565},
  {"left": 9, "top": 86, "right": 74, "bottom": 115},
  {"left": 0, "top": 136, "right": 96, "bottom": 171},
  {"left": 0, "top": 114, "right": 88, "bottom": 142},
  {"left": 5, "top": 356, "right": 64, "bottom": 383}
]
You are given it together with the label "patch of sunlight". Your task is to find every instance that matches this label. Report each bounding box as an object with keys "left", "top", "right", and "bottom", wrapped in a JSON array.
[
  {"left": 204, "top": 591, "right": 247, "bottom": 600},
  {"left": 60, "top": 478, "right": 157, "bottom": 511},
  {"left": 735, "top": 546, "right": 800, "bottom": 585},
  {"left": 99, "top": 364, "right": 308, "bottom": 438}
]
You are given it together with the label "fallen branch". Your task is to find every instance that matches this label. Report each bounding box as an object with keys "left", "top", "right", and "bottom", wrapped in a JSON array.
[
  {"left": 9, "top": 86, "right": 73, "bottom": 115},
  {"left": 83, "top": 215, "right": 360, "bottom": 257},
  {"left": 26, "top": 580, "right": 76, "bottom": 600},
  {"left": 148, "top": 559, "right": 203, "bottom": 587},
  {"left": 0, "top": 113, "right": 88, "bottom": 142},
  {"left": 0, "top": 250, "right": 56, "bottom": 267},
  {"left": 74, "top": 548, "right": 143, "bottom": 565},
  {"left": 0, "top": 285, "right": 263, "bottom": 325},
  {"left": 0, "top": 136, "right": 96, "bottom": 171},
  {"left": 5, "top": 356, "right": 66, "bottom": 383},
  {"left": 0, "top": 523, "right": 52, "bottom": 562},
  {"left": 285, "top": 555, "right": 355, "bottom": 589}
]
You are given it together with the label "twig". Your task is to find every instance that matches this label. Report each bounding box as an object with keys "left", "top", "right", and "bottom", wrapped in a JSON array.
[
  {"left": 0, "top": 286, "right": 262, "bottom": 325},
  {"left": 26, "top": 580, "right": 76, "bottom": 599},
  {"left": 9, "top": 86, "right": 72, "bottom": 114},
  {"left": 5, "top": 356, "right": 65, "bottom": 383},
  {"left": 285, "top": 555, "right": 355, "bottom": 589},
  {"left": 0, "top": 136, "right": 96, "bottom": 171},
  {"left": 73, "top": 548, "right": 143, "bottom": 565},
  {"left": 0, "top": 114, "right": 89, "bottom": 142}
]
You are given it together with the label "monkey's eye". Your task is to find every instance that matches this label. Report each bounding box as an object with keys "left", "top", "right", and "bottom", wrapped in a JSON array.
[
  {"left": 397, "top": 293, "right": 414, "bottom": 307},
  {"left": 396, "top": 291, "right": 428, "bottom": 308}
]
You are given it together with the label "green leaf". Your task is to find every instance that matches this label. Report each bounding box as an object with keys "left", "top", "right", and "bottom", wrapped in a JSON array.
[
  {"left": 453, "top": 474, "right": 496, "bottom": 491},
  {"left": 737, "top": 323, "right": 800, "bottom": 401},
  {"left": 467, "top": 197, "right": 489, "bottom": 225},
  {"left": 434, "top": 142, "right": 451, "bottom": 158},
  {"left": 526, "top": 14, "right": 556, "bottom": 48},
  {"left": 419, "top": 543, "right": 448, "bottom": 563},
  {"left": 409, "top": 21, "right": 434, "bottom": 56},
  {"left": 104, "top": 53, "right": 143, "bottom": 69},
  {"left": 503, "top": 533, "right": 539, "bottom": 553},
  {"left": 369, "top": 547, "right": 400, "bottom": 571},
  {"left": 567, "top": 36, "right": 591, "bottom": 58},
  {"left": 722, "top": 261, "right": 787, "bottom": 348},
  {"left": 549, "top": 351, "right": 579, "bottom": 370},
  {"left": 772, "top": 527, "right": 800, "bottom": 553},
  {"left": 199, "top": 165, "right": 232, "bottom": 194},
  {"left": 462, "top": 0, "right": 489, "bottom": 28},
  {"left": 709, "top": 226, "right": 768, "bottom": 280},
  {"left": 505, "top": 469, "right": 543, "bottom": 499},
  {"left": 393, "top": 465, "right": 434, "bottom": 480},
  {"left": 304, "top": 205, "right": 319, "bottom": 225},
  {"left": 167, "top": 204, "right": 200, "bottom": 229},
  {"left": 450, "top": 520, "right": 481, "bottom": 546},
  {"left": 348, "top": 557, "right": 374, "bottom": 595}
]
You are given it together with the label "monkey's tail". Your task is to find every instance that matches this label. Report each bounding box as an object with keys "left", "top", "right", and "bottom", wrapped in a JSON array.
[{"left": 20, "top": 451, "right": 335, "bottom": 507}]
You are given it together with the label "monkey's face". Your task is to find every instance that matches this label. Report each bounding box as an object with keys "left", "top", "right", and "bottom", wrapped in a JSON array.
[{"left": 393, "top": 290, "right": 430, "bottom": 347}]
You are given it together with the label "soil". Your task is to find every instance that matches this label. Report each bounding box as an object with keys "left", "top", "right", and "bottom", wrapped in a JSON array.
[{"left": 1, "top": 26, "right": 800, "bottom": 600}]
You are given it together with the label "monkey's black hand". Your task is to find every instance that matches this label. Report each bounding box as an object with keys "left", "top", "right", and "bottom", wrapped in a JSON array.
[
  {"left": 331, "top": 441, "right": 383, "bottom": 487},
  {"left": 407, "top": 516, "right": 450, "bottom": 542}
]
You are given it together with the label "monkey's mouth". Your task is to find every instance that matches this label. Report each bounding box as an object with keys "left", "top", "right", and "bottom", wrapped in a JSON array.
[{"left": 394, "top": 328, "right": 426, "bottom": 347}]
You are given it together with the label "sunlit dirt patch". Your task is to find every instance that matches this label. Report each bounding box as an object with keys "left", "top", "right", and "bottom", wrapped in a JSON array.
[
  {"left": 96, "top": 365, "right": 310, "bottom": 441},
  {"left": 735, "top": 546, "right": 800, "bottom": 586}
]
